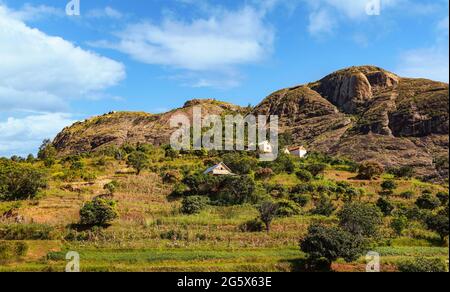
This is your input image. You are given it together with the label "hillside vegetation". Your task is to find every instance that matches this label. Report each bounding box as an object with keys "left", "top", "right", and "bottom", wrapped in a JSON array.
[{"left": 0, "top": 142, "right": 448, "bottom": 272}]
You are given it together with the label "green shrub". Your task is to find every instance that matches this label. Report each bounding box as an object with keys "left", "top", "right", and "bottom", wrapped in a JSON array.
[
  {"left": 388, "top": 166, "right": 415, "bottom": 179},
  {"left": 295, "top": 169, "right": 313, "bottom": 182},
  {"left": 398, "top": 257, "right": 447, "bottom": 273},
  {"left": 223, "top": 153, "right": 258, "bottom": 175},
  {"left": 275, "top": 199, "right": 302, "bottom": 217},
  {"left": 239, "top": 218, "right": 265, "bottom": 232},
  {"left": 258, "top": 201, "right": 279, "bottom": 233},
  {"left": 305, "top": 163, "right": 327, "bottom": 177},
  {"left": 425, "top": 215, "right": 449, "bottom": 241},
  {"left": 415, "top": 193, "right": 441, "bottom": 210},
  {"left": 80, "top": 198, "right": 119, "bottom": 226},
  {"left": 436, "top": 192, "right": 449, "bottom": 206},
  {"left": 311, "top": 195, "right": 336, "bottom": 216},
  {"left": 215, "top": 175, "right": 256, "bottom": 206},
  {"left": 103, "top": 181, "right": 119, "bottom": 195},
  {"left": 390, "top": 216, "right": 409, "bottom": 236},
  {"left": 162, "top": 170, "right": 182, "bottom": 184},
  {"left": 180, "top": 196, "right": 210, "bottom": 215},
  {"left": 0, "top": 224, "right": 54, "bottom": 240},
  {"left": 338, "top": 202, "right": 383, "bottom": 237},
  {"left": 380, "top": 180, "right": 397, "bottom": 196},
  {"left": 290, "top": 194, "right": 311, "bottom": 207},
  {"left": 255, "top": 168, "right": 274, "bottom": 180},
  {"left": 376, "top": 197, "right": 395, "bottom": 216},
  {"left": 400, "top": 191, "right": 415, "bottom": 200},
  {"left": 300, "top": 224, "right": 367, "bottom": 271},
  {"left": 160, "top": 229, "right": 187, "bottom": 241},
  {"left": 127, "top": 151, "right": 149, "bottom": 175}
]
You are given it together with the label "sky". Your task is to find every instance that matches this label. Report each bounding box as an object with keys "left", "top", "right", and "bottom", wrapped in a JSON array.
[{"left": 0, "top": 0, "right": 449, "bottom": 157}]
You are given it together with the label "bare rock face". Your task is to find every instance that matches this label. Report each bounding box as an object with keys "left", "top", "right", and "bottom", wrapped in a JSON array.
[{"left": 53, "top": 66, "right": 448, "bottom": 180}]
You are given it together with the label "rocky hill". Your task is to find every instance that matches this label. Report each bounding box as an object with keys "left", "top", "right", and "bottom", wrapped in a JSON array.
[{"left": 53, "top": 66, "right": 449, "bottom": 180}]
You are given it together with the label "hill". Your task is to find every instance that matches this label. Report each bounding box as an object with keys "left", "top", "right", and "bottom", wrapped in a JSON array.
[{"left": 53, "top": 66, "right": 449, "bottom": 180}]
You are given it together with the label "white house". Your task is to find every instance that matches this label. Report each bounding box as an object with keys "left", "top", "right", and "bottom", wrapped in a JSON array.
[
  {"left": 204, "top": 162, "right": 234, "bottom": 176},
  {"left": 258, "top": 141, "right": 274, "bottom": 154},
  {"left": 284, "top": 146, "right": 308, "bottom": 158}
]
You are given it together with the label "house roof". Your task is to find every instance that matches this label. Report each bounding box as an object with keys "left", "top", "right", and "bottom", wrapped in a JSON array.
[
  {"left": 287, "top": 146, "right": 307, "bottom": 151},
  {"left": 204, "top": 162, "right": 233, "bottom": 174}
]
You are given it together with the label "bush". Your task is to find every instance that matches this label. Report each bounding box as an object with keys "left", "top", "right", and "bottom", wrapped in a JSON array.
[
  {"left": 0, "top": 160, "right": 48, "bottom": 201},
  {"left": 223, "top": 153, "right": 258, "bottom": 175},
  {"left": 400, "top": 191, "right": 415, "bottom": 200},
  {"left": 80, "top": 198, "right": 119, "bottom": 226},
  {"left": 180, "top": 196, "right": 209, "bottom": 215},
  {"left": 358, "top": 161, "right": 384, "bottom": 180},
  {"left": 300, "top": 224, "right": 367, "bottom": 271},
  {"left": 215, "top": 175, "right": 256, "bottom": 205},
  {"left": 338, "top": 202, "right": 383, "bottom": 237},
  {"left": 415, "top": 193, "right": 441, "bottom": 210},
  {"left": 436, "top": 192, "right": 449, "bottom": 206},
  {"left": 162, "top": 170, "right": 182, "bottom": 184},
  {"left": 388, "top": 166, "right": 415, "bottom": 179},
  {"left": 305, "top": 163, "right": 327, "bottom": 177},
  {"left": 275, "top": 200, "right": 302, "bottom": 217},
  {"left": 103, "top": 181, "right": 119, "bottom": 195},
  {"left": 380, "top": 180, "right": 397, "bottom": 196},
  {"left": 390, "top": 216, "right": 409, "bottom": 236},
  {"left": 0, "top": 224, "right": 54, "bottom": 240},
  {"left": 398, "top": 257, "right": 447, "bottom": 273},
  {"left": 295, "top": 169, "right": 313, "bottom": 182},
  {"left": 239, "top": 218, "right": 265, "bottom": 232},
  {"left": 0, "top": 241, "right": 29, "bottom": 262},
  {"left": 376, "top": 197, "right": 395, "bottom": 216},
  {"left": 290, "top": 194, "right": 311, "bottom": 207},
  {"left": 311, "top": 195, "right": 336, "bottom": 216}
]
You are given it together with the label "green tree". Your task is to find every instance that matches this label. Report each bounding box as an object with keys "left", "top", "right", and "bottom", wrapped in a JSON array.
[
  {"left": 258, "top": 201, "right": 279, "bottom": 233},
  {"left": 338, "top": 202, "right": 383, "bottom": 237},
  {"left": 415, "top": 193, "right": 440, "bottom": 210},
  {"left": 79, "top": 198, "right": 118, "bottom": 226},
  {"left": 295, "top": 169, "right": 313, "bottom": 182},
  {"left": 300, "top": 224, "right": 367, "bottom": 271},
  {"left": 37, "top": 139, "right": 57, "bottom": 161},
  {"left": 390, "top": 215, "right": 409, "bottom": 236},
  {"left": 311, "top": 195, "right": 336, "bottom": 216},
  {"left": 380, "top": 180, "right": 397, "bottom": 196},
  {"left": 127, "top": 151, "right": 149, "bottom": 175},
  {"left": 425, "top": 215, "right": 449, "bottom": 241},
  {"left": 306, "top": 163, "right": 327, "bottom": 177},
  {"left": 376, "top": 197, "right": 395, "bottom": 216}
]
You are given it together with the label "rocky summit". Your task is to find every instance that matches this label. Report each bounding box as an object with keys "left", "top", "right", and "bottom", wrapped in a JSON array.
[{"left": 53, "top": 66, "right": 449, "bottom": 180}]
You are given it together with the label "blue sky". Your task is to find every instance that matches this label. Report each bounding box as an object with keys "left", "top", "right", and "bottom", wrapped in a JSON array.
[{"left": 0, "top": 0, "right": 448, "bottom": 157}]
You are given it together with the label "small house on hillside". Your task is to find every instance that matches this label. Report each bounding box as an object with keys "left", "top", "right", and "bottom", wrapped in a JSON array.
[
  {"left": 284, "top": 146, "right": 308, "bottom": 158},
  {"left": 204, "top": 162, "right": 234, "bottom": 176}
]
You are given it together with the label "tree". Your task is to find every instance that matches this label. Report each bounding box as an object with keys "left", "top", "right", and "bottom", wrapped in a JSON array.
[
  {"left": 223, "top": 153, "right": 257, "bottom": 175},
  {"left": 275, "top": 199, "right": 302, "bottom": 217},
  {"left": 398, "top": 257, "right": 447, "bottom": 273},
  {"left": 415, "top": 193, "right": 440, "bottom": 210},
  {"left": 37, "top": 139, "right": 57, "bottom": 161},
  {"left": 258, "top": 201, "right": 279, "bottom": 233},
  {"left": 181, "top": 196, "right": 210, "bottom": 215},
  {"left": 300, "top": 224, "right": 367, "bottom": 271},
  {"left": 337, "top": 202, "right": 383, "bottom": 237},
  {"left": 311, "top": 195, "right": 336, "bottom": 216},
  {"left": 216, "top": 175, "right": 256, "bottom": 205},
  {"left": 127, "top": 151, "right": 149, "bottom": 175},
  {"left": 425, "top": 215, "right": 449, "bottom": 241},
  {"left": 0, "top": 160, "right": 48, "bottom": 201},
  {"left": 79, "top": 198, "right": 118, "bottom": 226},
  {"left": 358, "top": 161, "right": 384, "bottom": 180}
]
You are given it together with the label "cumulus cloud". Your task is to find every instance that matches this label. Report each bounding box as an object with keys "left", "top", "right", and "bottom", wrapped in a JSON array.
[
  {"left": 0, "top": 113, "right": 75, "bottom": 157},
  {"left": 0, "top": 5, "right": 126, "bottom": 112},
  {"left": 92, "top": 4, "right": 274, "bottom": 87},
  {"left": 86, "top": 6, "right": 124, "bottom": 19}
]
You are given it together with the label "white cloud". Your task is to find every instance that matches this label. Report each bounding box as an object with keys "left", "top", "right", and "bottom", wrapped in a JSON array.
[
  {"left": 93, "top": 5, "right": 274, "bottom": 87},
  {"left": 308, "top": 9, "right": 335, "bottom": 36},
  {"left": 0, "top": 113, "right": 75, "bottom": 157},
  {"left": 0, "top": 4, "right": 126, "bottom": 112},
  {"left": 86, "top": 6, "right": 123, "bottom": 19},
  {"left": 396, "top": 16, "right": 449, "bottom": 82},
  {"left": 6, "top": 3, "right": 63, "bottom": 21}
]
